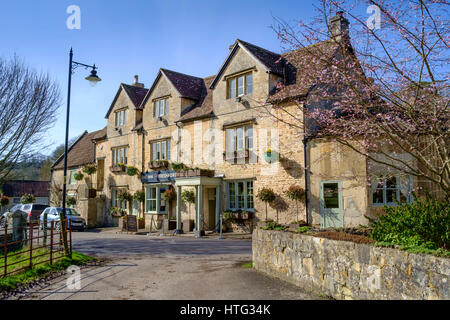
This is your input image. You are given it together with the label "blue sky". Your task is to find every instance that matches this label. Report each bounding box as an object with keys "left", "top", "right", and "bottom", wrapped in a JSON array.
[{"left": 0, "top": 0, "right": 319, "bottom": 155}]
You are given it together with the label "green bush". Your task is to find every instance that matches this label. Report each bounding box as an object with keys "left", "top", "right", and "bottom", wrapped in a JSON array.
[
  {"left": 370, "top": 195, "right": 450, "bottom": 250},
  {"left": 223, "top": 211, "right": 233, "bottom": 221},
  {"left": 297, "top": 226, "right": 311, "bottom": 234},
  {"left": 262, "top": 221, "right": 286, "bottom": 231}
]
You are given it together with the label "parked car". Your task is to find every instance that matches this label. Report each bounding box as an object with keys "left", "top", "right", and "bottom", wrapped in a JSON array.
[
  {"left": 0, "top": 203, "right": 47, "bottom": 227},
  {"left": 40, "top": 207, "right": 86, "bottom": 231}
]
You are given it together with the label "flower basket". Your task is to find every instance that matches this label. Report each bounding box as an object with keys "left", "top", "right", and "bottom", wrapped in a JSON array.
[
  {"left": 0, "top": 195, "right": 10, "bottom": 207},
  {"left": 110, "top": 165, "right": 126, "bottom": 173},
  {"left": 73, "top": 171, "right": 84, "bottom": 181},
  {"left": 126, "top": 166, "right": 139, "bottom": 176},
  {"left": 163, "top": 188, "right": 176, "bottom": 202},
  {"left": 149, "top": 160, "right": 169, "bottom": 170}
]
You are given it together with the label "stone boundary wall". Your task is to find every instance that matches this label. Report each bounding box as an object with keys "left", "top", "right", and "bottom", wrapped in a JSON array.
[{"left": 252, "top": 229, "right": 449, "bottom": 300}]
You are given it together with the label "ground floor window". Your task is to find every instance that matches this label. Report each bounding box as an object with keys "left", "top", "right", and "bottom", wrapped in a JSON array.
[
  {"left": 226, "top": 181, "right": 254, "bottom": 211},
  {"left": 145, "top": 186, "right": 168, "bottom": 214},
  {"left": 371, "top": 175, "right": 413, "bottom": 206},
  {"left": 112, "top": 189, "right": 128, "bottom": 212}
]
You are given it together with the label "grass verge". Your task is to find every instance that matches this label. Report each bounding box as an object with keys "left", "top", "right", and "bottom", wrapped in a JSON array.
[
  {"left": 0, "top": 251, "right": 94, "bottom": 292},
  {"left": 241, "top": 261, "right": 253, "bottom": 268}
]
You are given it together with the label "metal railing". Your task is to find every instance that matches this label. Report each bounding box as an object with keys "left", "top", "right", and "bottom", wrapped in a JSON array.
[{"left": 0, "top": 220, "right": 72, "bottom": 278}]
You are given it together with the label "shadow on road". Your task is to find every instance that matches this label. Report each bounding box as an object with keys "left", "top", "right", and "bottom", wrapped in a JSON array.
[{"left": 72, "top": 237, "right": 252, "bottom": 257}]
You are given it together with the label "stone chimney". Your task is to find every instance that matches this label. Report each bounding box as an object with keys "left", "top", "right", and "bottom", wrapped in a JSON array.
[
  {"left": 132, "top": 75, "right": 144, "bottom": 88},
  {"left": 330, "top": 11, "right": 349, "bottom": 41}
]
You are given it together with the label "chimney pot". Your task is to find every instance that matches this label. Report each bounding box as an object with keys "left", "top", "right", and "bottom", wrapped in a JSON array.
[
  {"left": 132, "top": 75, "right": 144, "bottom": 88},
  {"left": 330, "top": 11, "right": 350, "bottom": 42}
]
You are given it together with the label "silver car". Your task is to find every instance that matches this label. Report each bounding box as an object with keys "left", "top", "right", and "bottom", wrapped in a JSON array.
[{"left": 40, "top": 207, "right": 86, "bottom": 231}]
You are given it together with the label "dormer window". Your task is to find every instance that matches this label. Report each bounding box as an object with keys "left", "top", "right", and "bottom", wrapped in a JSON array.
[
  {"left": 115, "top": 109, "right": 127, "bottom": 127},
  {"left": 227, "top": 73, "right": 253, "bottom": 99},
  {"left": 153, "top": 98, "right": 170, "bottom": 118}
]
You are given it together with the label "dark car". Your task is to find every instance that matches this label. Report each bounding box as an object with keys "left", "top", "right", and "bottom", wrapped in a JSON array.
[
  {"left": 0, "top": 203, "right": 48, "bottom": 227},
  {"left": 22, "top": 204, "right": 49, "bottom": 224}
]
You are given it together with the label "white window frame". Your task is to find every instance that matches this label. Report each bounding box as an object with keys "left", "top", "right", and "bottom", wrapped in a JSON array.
[
  {"left": 225, "top": 125, "right": 253, "bottom": 153},
  {"left": 144, "top": 186, "right": 168, "bottom": 214},
  {"left": 154, "top": 98, "right": 170, "bottom": 118},
  {"left": 115, "top": 109, "right": 127, "bottom": 127},
  {"left": 227, "top": 72, "right": 253, "bottom": 99},
  {"left": 151, "top": 140, "right": 171, "bottom": 161},
  {"left": 112, "top": 189, "right": 128, "bottom": 212},
  {"left": 112, "top": 146, "right": 128, "bottom": 166}
]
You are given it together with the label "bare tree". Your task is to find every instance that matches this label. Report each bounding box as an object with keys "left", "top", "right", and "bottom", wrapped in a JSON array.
[
  {"left": 0, "top": 56, "right": 60, "bottom": 184},
  {"left": 269, "top": 0, "right": 449, "bottom": 197}
]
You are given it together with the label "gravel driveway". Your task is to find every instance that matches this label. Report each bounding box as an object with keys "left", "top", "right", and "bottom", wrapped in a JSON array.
[{"left": 12, "top": 230, "right": 321, "bottom": 300}]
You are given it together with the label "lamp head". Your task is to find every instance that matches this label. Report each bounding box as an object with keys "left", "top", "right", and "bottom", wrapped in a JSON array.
[{"left": 85, "top": 66, "right": 102, "bottom": 87}]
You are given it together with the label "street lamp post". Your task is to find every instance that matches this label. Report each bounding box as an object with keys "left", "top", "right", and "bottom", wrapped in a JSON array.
[{"left": 61, "top": 48, "right": 101, "bottom": 256}]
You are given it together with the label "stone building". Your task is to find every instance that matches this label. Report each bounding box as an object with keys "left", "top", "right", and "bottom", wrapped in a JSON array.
[
  {"left": 51, "top": 128, "right": 106, "bottom": 227},
  {"left": 54, "top": 13, "right": 425, "bottom": 232},
  {"left": 0, "top": 180, "right": 50, "bottom": 213}
]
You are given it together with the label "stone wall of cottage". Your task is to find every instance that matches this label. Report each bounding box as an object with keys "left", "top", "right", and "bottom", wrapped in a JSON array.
[
  {"left": 96, "top": 87, "right": 145, "bottom": 221},
  {"left": 253, "top": 229, "right": 449, "bottom": 300}
]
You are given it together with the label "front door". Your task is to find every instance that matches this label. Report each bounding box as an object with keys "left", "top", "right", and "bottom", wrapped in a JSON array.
[{"left": 320, "top": 181, "right": 344, "bottom": 228}]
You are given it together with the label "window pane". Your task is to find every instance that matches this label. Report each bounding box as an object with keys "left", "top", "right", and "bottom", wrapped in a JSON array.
[
  {"left": 386, "top": 177, "right": 397, "bottom": 188},
  {"left": 247, "top": 181, "right": 254, "bottom": 209},
  {"left": 237, "top": 182, "right": 245, "bottom": 209},
  {"left": 124, "top": 147, "right": 128, "bottom": 164},
  {"left": 246, "top": 126, "right": 253, "bottom": 149},
  {"left": 323, "top": 183, "right": 339, "bottom": 208},
  {"left": 226, "top": 128, "right": 236, "bottom": 153},
  {"left": 123, "top": 110, "right": 127, "bottom": 125},
  {"left": 152, "top": 143, "right": 157, "bottom": 161},
  {"left": 246, "top": 74, "right": 253, "bottom": 94},
  {"left": 229, "top": 79, "right": 236, "bottom": 98},
  {"left": 386, "top": 189, "right": 396, "bottom": 203},
  {"left": 154, "top": 102, "right": 158, "bottom": 117},
  {"left": 165, "top": 99, "right": 170, "bottom": 115},
  {"left": 238, "top": 76, "right": 244, "bottom": 96},
  {"left": 160, "top": 188, "right": 167, "bottom": 213},
  {"left": 161, "top": 141, "right": 166, "bottom": 160},
  {"left": 372, "top": 189, "right": 384, "bottom": 204},
  {"left": 228, "top": 183, "right": 236, "bottom": 209},
  {"left": 115, "top": 113, "right": 118, "bottom": 126},
  {"left": 157, "top": 142, "right": 161, "bottom": 160},
  {"left": 236, "top": 127, "right": 244, "bottom": 151},
  {"left": 160, "top": 100, "right": 164, "bottom": 116},
  {"left": 167, "top": 140, "right": 171, "bottom": 160}
]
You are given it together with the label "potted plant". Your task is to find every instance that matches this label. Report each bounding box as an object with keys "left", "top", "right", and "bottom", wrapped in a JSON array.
[
  {"left": 126, "top": 166, "right": 139, "bottom": 176},
  {"left": 133, "top": 190, "right": 145, "bottom": 218},
  {"left": 20, "top": 193, "right": 35, "bottom": 204},
  {"left": 181, "top": 190, "right": 195, "bottom": 232},
  {"left": 285, "top": 185, "right": 305, "bottom": 225},
  {"left": 66, "top": 196, "right": 77, "bottom": 207},
  {"left": 138, "top": 217, "right": 145, "bottom": 229},
  {"left": 256, "top": 187, "right": 276, "bottom": 221},
  {"left": 118, "top": 190, "right": 133, "bottom": 213}
]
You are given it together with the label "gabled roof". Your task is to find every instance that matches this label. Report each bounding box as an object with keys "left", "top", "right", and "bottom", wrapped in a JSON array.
[
  {"left": 177, "top": 76, "right": 215, "bottom": 122},
  {"left": 141, "top": 68, "right": 204, "bottom": 107},
  {"left": 52, "top": 128, "right": 106, "bottom": 170},
  {"left": 104, "top": 84, "right": 148, "bottom": 119},
  {"left": 210, "top": 39, "right": 286, "bottom": 89},
  {"left": 268, "top": 40, "right": 343, "bottom": 103},
  {"left": 2, "top": 180, "right": 50, "bottom": 198}
]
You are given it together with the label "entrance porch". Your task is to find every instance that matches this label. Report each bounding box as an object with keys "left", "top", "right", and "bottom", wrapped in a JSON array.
[{"left": 175, "top": 176, "right": 222, "bottom": 237}]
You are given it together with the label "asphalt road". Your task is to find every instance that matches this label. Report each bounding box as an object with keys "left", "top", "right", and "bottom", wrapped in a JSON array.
[{"left": 13, "top": 230, "right": 322, "bottom": 300}]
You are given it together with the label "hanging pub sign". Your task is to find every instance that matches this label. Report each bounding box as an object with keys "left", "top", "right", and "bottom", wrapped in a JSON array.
[{"left": 141, "top": 170, "right": 176, "bottom": 184}]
